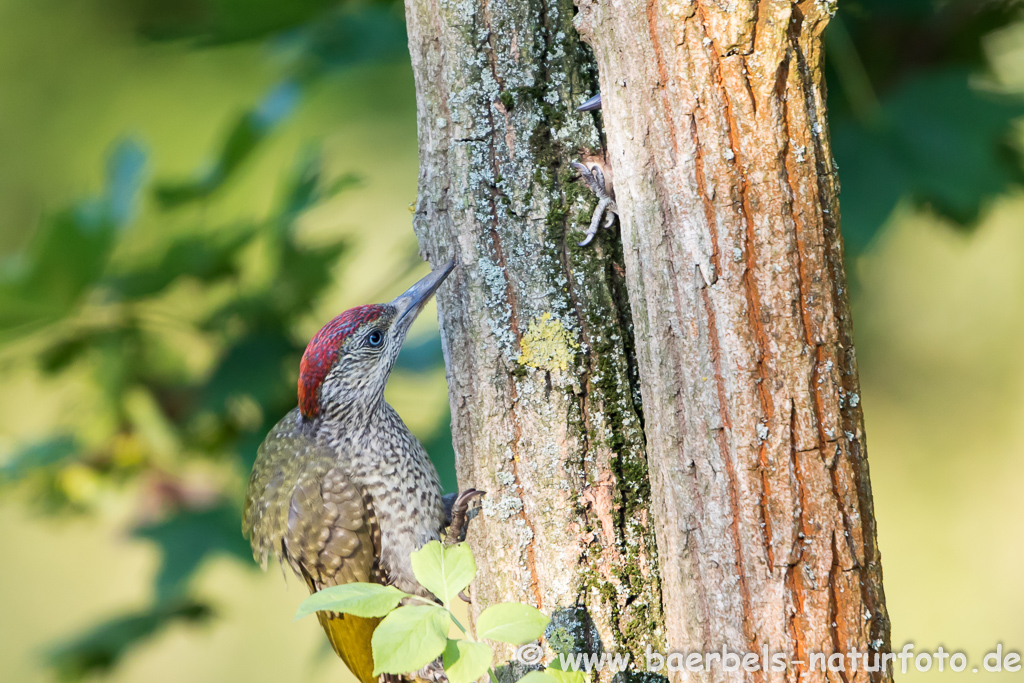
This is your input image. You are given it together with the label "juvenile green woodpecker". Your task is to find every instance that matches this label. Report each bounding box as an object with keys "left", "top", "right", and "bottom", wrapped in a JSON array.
[{"left": 243, "top": 260, "right": 466, "bottom": 683}]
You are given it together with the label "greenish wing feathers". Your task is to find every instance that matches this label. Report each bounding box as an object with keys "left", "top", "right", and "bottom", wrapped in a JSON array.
[
  {"left": 243, "top": 412, "right": 385, "bottom": 683},
  {"left": 243, "top": 411, "right": 380, "bottom": 586}
]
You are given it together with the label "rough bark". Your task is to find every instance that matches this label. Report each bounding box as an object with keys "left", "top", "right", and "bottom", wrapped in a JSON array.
[
  {"left": 403, "top": 0, "right": 664, "bottom": 668},
  {"left": 406, "top": 0, "right": 891, "bottom": 680}
]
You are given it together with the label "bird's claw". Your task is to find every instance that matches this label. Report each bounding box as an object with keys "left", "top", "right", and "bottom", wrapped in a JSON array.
[
  {"left": 572, "top": 161, "right": 618, "bottom": 247},
  {"left": 443, "top": 488, "right": 485, "bottom": 545},
  {"left": 571, "top": 161, "right": 604, "bottom": 196}
]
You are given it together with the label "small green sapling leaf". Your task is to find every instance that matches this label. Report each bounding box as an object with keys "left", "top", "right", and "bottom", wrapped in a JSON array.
[
  {"left": 294, "top": 583, "right": 409, "bottom": 620},
  {"left": 475, "top": 603, "right": 550, "bottom": 644},
  {"left": 546, "top": 655, "right": 587, "bottom": 683},
  {"left": 371, "top": 605, "right": 450, "bottom": 675},
  {"left": 409, "top": 540, "right": 477, "bottom": 605},
  {"left": 517, "top": 672, "right": 560, "bottom": 683},
  {"left": 442, "top": 638, "right": 493, "bottom": 683}
]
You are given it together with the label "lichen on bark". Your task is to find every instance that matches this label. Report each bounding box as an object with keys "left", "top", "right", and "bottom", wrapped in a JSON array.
[{"left": 517, "top": 313, "right": 579, "bottom": 372}]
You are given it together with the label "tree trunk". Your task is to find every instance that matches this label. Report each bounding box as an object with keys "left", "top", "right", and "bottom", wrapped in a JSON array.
[
  {"left": 404, "top": 0, "right": 664, "bottom": 667},
  {"left": 406, "top": 0, "right": 891, "bottom": 680}
]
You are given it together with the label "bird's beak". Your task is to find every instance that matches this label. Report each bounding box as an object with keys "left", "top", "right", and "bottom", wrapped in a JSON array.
[
  {"left": 391, "top": 258, "right": 455, "bottom": 331},
  {"left": 577, "top": 93, "right": 602, "bottom": 112}
]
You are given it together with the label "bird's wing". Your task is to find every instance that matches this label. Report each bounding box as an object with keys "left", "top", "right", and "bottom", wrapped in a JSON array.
[
  {"left": 243, "top": 410, "right": 383, "bottom": 683},
  {"left": 281, "top": 460, "right": 382, "bottom": 586},
  {"left": 288, "top": 465, "right": 383, "bottom": 683},
  {"left": 243, "top": 410, "right": 381, "bottom": 580}
]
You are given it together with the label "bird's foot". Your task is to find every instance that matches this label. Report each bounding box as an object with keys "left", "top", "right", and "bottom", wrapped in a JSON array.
[
  {"left": 411, "top": 658, "right": 448, "bottom": 683},
  {"left": 571, "top": 161, "right": 618, "bottom": 247},
  {"left": 442, "top": 488, "right": 485, "bottom": 545}
]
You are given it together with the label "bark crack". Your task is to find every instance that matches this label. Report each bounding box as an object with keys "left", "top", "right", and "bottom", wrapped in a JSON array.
[
  {"left": 700, "top": 281, "right": 765, "bottom": 683},
  {"left": 690, "top": 114, "right": 722, "bottom": 279}
]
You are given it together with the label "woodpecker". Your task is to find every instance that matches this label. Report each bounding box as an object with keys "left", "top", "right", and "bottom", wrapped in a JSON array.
[{"left": 243, "top": 260, "right": 477, "bottom": 683}]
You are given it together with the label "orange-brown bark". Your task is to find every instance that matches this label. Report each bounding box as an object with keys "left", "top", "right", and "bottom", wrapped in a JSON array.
[{"left": 575, "top": 1, "right": 891, "bottom": 681}]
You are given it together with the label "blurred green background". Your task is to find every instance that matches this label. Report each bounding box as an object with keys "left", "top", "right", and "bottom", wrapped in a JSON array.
[{"left": 0, "top": 0, "right": 1021, "bottom": 681}]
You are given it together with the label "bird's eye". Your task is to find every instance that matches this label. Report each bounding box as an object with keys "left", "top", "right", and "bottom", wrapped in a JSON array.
[{"left": 366, "top": 330, "right": 384, "bottom": 347}]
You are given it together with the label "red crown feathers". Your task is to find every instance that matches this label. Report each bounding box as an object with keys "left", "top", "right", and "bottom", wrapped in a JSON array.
[{"left": 298, "top": 305, "right": 386, "bottom": 418}]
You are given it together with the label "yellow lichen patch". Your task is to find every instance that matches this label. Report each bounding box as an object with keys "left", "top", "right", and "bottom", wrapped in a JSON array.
[{"left": 517, "top": 313, "right": 578, "bottom": 372}]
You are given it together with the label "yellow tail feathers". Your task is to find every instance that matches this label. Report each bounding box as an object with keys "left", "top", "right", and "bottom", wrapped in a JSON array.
[{"left": 316, "top": 611, "right": 381, "bottom": 683}]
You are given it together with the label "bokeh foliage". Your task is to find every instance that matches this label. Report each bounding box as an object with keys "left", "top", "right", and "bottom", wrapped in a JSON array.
[
  {"left": 1, "top": 137, "right": 370, "bottom": 679},
  {"left": 829, "top": 0, "right": 1024, "bottom": 254},
  {"left": 0, "top": 0, "right": 1021, "bottom": 680},
  {"left": 0, "top": 2, "right": 437, "bottom": 679}
]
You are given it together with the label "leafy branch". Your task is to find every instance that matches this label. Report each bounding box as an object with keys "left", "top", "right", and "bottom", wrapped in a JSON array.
[{"left": 295, "top": 541, "right": 560, "bottom": 683}]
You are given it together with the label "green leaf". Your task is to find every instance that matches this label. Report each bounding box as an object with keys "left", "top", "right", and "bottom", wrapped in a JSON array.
[
  {"left": 304, "top": 8, "right": 409, "bottom": 71},
  {"left": 833, "top": 68, "right": 1024, "bottom": 256},
  {"left": 371, "top": 605, "right": 450, "bottom": 675},
  {"left": 442, "top": 639, "right": 493, "bottom": 683},
  {"left": 295, "top": 583, "right": 410, "bottom": 620},
  {"left": 133, "top": 504, "right": 253, "bottom": 602},
  {"left": 200, "top": 333, "right": 295, "bottom": 412},
  {"left": 546, "top": 656, "right": 587, "bottom": 683},
  {"left": 545, "top": 668, "right": 586, "bottom": 683},
  {"left": 409, "top": 541, "right": 476, "bottom": 605},
  {"left": 518, "top": 673, "right": 560, "bottom": 683},
  {"left": 0, "top": 140, "right": 146, "bottom": 338},
  {"left": 475, "top": 603, "right": 550, "bottom": 645},
  {"left": 47, "top": 600, "right": 212, "bottom": 681},
  {"left": 105, "top": 226, "right": 256, "bottom": 299},
  {"left": 104, "top": 137, "right": 148, "bottom": 225},
  {"left": 395, "top": 333, "right": 445, "bottom": 373},
  {"left": 154, "top": 82, "right": 298, "bottom": 208},
  {"left": 0, "top": 436, "right": 77, "bottom": 482},
  {"left": 127, "top": 0, "right": 337, "bottom": 44}
]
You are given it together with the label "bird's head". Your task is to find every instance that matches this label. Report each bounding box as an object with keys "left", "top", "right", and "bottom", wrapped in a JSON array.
[{"left": 297, "top": 259, "right": 454, "bottom": 421}]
